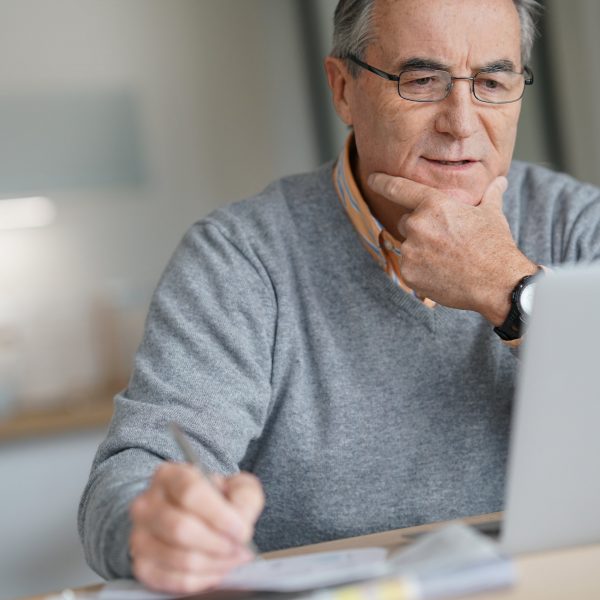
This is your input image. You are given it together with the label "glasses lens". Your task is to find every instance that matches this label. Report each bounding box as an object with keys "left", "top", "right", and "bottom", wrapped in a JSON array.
[
  {"left": 399, "top": 69, "right": 450, "bottom": 102},
  {"left": 473, "top": 71, "right": 525, "bottom": 103}
]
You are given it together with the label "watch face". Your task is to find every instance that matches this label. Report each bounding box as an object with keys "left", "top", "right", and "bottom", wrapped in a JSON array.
[{"left": 519, "top": 281, "right": 536, "bottom": 317}]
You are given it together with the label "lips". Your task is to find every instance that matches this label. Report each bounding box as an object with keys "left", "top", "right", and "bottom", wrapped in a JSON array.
[
  {"left": 436, "top": 160, "right": 471, "bottom": 166},
  {"left": 421, "top": 157, "right": 480, "bottom": 171},
  {"left": 424, "top": 157, "right": 477, "bottom": 165}
]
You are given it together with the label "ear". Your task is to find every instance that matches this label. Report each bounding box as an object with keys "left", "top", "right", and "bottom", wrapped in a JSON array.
[{"left": 324, "top": 56, "right": 354, "bottom": 126}]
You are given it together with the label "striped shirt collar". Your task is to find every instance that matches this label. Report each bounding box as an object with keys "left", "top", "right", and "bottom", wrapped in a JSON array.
[{"left": 333, "top": 134, "right": 435, "bottom": 308}]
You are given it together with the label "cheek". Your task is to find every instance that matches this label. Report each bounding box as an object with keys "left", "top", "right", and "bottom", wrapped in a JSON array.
[
  {"left": 353, "top": 97, "right": 433, "bottom": 164},
  {"left": 486, "top": 108, "right": 520, "bottom": 161}
]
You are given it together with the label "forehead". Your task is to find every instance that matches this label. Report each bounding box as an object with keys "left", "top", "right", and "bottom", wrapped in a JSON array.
[{"left": 371, "top": 0, "right": 522, "bottom": 68}]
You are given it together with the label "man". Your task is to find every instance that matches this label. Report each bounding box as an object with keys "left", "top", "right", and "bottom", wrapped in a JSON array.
[{"left": 79, "top": 0, "right": 600, "bottom": 594}]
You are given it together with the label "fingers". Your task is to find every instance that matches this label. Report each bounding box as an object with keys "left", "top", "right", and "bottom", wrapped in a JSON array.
[
  {"left": 480, "top": 176, "right": 508, "bottom": 211},
  {"left": 157, "top": 463, "right": 251, "bottom": 543},
  {"left": 368, "top": 172, "right": 445, "bottom": 210},
  {"left": 224, "top": 472, "right": 265, "bottom": 534},
  {"left": 132, "top": 557, "right": 223, "bottom": 595},
  {"left": 130, "top": 526, "right": 251, "bottom": 575},
  {"left": 129, "top": 463, "right": 264, "bottom": 595},
  {"left": 131, "top": 491, "right": 240, "bottom": 557},
  {"left": 397, "top": 214, "right": 410, "bottom": 239}
]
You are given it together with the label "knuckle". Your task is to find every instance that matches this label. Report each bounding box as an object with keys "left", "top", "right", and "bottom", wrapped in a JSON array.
[
  {"left": 178, "top": 483, "right": 198, "bottom": 509},
  {"left": 238, "top": 472, "right": 265, "bottom": 501},
  {"left": 171, "top": 518, "right": 191, "bottom": 547},
  {"left": 186, "top": 551, "right": 215, "bottom": 574},
  {"left": 403, "top": 215, "right": 417, "bottom": 235},
  {"left": 212, "top": 532, "right": 236, "bottom": 556},
  {"left": 407, "top": 213, "right": 425, "bottom": 234},
  {"left": 178, "top": 477, "right": 209, "bottom": 511},
  {"left": 388, "top": 180, "right": 402, "bottom": 197},
  {"left": 179, "top": 551, "right": 202, "bottom": 573},
  {"left": 209, "top": 532, "right": 236, "bottom": 557},
  {"left": 129, "top": 527, "right": 146, "bottom": 556},
  {"left": 419, "top": 196, "right": 435, "bottom": 211}
]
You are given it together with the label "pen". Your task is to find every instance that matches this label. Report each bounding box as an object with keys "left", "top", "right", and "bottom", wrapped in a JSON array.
[{"left": 168, "top": 422, "right": 261, "bottom": 559}]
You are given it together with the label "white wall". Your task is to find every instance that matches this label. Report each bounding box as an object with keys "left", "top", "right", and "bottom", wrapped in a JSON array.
[
  {"left": 0, "top": 2, "right": 318, "bottom": 597},
  {"left": 0, "top": 0, "right": 317, "bottom": 406}
]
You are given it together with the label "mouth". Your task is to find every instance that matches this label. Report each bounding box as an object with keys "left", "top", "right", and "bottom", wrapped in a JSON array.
[{"left": 422, "top": 157, "right": 479, "bottom": 170}]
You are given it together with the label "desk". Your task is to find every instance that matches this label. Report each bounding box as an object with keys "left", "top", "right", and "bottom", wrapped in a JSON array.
[
  {"left": 0, "top": 393, "right": 113, "bottom": 443},
  {"left": 21, "top": 513, "right": 600, "bottom": 600}
]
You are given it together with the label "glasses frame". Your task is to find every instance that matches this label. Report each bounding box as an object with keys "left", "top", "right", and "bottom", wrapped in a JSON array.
[{"left": 346, "top": 54, "right": 534, "bottom": 105}]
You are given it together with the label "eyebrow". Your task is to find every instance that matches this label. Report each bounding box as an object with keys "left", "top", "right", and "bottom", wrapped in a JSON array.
[
  {"left": 395, "top": 56, "right": 518, "bottom": 73},
  {"left": 397, "top": 57, "right": 449, "bottom": 71},
  {"left": 477, "top": 59, "right": 518, "bottom": 73}
]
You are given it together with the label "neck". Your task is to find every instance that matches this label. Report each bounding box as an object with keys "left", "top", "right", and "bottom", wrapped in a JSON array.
[{"left": 350, "top": 145, "right": 409, "bottom": 242}]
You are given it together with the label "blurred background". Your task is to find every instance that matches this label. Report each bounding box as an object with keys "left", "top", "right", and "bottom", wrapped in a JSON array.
[{"left": 0, "top": 1, "right": 598, "bottom": 598}]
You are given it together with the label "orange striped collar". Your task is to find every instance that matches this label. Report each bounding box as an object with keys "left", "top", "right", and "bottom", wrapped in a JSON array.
[{"left": 333, "top": 134, "right": 435, "bottom": 308}]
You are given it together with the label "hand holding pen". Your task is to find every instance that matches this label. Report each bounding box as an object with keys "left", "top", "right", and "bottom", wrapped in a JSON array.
[{"left": 128, "top": 423, "right": 265, "bottom": 594}]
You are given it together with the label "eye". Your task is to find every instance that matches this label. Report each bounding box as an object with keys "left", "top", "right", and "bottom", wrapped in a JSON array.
[
  {"left": 399, "top": 69, "right": 448, "bottom": 100},
  {"left": 412, "top": 76, "right": 435, "bottom": 86},
  {"left": 401, "top": 71, "right": 441, "bottom": 88},
  {"left": 476, "top": 74, "right": 510, "bottom": 92}
]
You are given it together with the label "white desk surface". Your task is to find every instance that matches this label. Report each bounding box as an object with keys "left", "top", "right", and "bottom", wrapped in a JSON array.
[{"left": 22, "top": 513, "right": 600, "bottom": 600}]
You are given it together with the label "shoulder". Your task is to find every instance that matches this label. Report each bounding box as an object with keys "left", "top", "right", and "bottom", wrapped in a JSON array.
[
  {"left": 200, "top": 162, "right": 338, "bottom": 244},
  {"left": 507, "top": 161, "right": 600, "bottom": 262},
  {"left": 508, "top": 160, "right": 600, "bottom": 211},
  {"left": 170, "top": 161, "right": 342, "bottom": 283}
]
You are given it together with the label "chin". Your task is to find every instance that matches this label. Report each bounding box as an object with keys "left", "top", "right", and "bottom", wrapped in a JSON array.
[{"left": 440, "top": 188, "right": 481, "bottom": 206}]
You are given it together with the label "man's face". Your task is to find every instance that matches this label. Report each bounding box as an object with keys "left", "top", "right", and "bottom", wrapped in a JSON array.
[{"left": 342, "top": 0, "right": 524, "bottom": 205}]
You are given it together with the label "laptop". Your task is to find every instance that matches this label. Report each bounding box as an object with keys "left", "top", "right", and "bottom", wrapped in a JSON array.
[{"left": 499, "top": 263, "right": 600, "bottom": 555}]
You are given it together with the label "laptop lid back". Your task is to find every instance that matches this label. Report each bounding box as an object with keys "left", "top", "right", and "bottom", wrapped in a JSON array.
[{"left": 501, "top": 264, "right": 600, "bottom": 554}]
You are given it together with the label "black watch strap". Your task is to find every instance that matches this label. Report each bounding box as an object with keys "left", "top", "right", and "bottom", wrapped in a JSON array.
[{"left": 493, "top": 274, "right": 536, "bottom": 341}]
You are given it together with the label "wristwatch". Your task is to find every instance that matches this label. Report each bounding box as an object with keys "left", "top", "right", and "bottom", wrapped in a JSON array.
[{"left": 493, "top": 272, "right": 541, "bottom": 341}]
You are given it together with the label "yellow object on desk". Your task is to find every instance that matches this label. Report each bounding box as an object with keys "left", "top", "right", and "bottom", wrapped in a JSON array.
[{"left": 315, "top": 578, "right": 413, "bottom": 600}]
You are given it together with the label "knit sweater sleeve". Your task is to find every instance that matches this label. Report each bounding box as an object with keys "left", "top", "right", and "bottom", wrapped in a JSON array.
[
  {"left": 78, "top": 219, "right": 276, "bottom": 579},
  {"left": 500, "top": 165, "right": 600, "bottom": 356}
]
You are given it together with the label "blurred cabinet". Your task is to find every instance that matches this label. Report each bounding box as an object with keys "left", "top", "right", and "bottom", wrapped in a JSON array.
[{"left": 0, "top": 428, "right": 107, "bottom": 600}]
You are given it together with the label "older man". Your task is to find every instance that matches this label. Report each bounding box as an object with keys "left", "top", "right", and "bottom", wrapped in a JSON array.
[{"left": 80, "top": 0, "right": 600, "bottom": 594}]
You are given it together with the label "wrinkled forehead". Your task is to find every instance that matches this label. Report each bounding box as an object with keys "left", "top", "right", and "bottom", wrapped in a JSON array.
[{"left": 370, "top": 0, "right": 523, "bottom": 70}]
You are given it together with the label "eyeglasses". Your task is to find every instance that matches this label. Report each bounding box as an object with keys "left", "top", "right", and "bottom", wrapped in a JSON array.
[{"left": 346, "top": 54, "right": 534, "bottom": 104}]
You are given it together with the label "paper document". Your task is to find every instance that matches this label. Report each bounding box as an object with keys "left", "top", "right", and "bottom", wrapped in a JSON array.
[
  {"left": 98, "top": 523, "right": 515, "bottom": 600},
  {"left": 309, "top": 524, "right": 515, "bottom": 600},
  {"left": 98, "top": 547, "right": 388, "bottom": 599},
  {"left": 219, "top": 547, "right": 388, "bottom": 591}
]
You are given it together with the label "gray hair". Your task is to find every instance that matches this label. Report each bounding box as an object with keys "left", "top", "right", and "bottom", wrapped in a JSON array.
[{"left": 332, "top": 0, "right": 542, "bottom": 76}]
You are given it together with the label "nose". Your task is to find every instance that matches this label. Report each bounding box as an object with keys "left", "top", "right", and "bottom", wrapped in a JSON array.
[{"left": 434, "top": 79, "right": 480, "bottom": 140}]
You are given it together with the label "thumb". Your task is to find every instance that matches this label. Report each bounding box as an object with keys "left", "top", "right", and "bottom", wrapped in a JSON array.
[
  {"left": 480, "top": 176, "right": 508, "bottom": 211},
  {"left": 224, "top": 472, "right": 265, "bottom": 528}
]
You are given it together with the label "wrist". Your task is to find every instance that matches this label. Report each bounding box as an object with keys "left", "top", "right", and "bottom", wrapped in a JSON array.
[{"left": 480, "top": 255, "right": 540, "bottom": 326}]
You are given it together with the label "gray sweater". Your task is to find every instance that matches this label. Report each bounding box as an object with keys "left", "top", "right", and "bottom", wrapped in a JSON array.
[{"left": 79, "top": 160, "right": 600, "bottom": 579}]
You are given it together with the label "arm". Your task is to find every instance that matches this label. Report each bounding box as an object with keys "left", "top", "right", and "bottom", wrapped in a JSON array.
[{"left": 78, "top": 218, "right": 276, "bottom": 582}]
